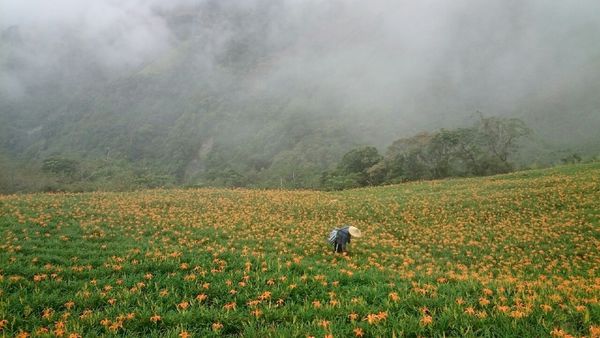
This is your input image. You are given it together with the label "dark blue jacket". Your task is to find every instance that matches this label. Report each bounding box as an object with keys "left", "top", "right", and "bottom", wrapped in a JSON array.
[{"left": 334, "top": 226, "right": 351, "bottom": 252}]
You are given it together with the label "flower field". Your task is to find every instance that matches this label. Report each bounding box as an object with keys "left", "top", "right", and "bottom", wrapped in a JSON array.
[{"left": 1, "top": 163, "right": 599, "bottom": 337}]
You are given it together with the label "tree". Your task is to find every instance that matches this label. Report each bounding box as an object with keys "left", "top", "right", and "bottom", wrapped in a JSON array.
[
  {"left": 338, "top": 146, "right": 382, "bottom": 174},
  {"left": 428, "top": 129, "right": 461, "bottom": 178},
  {"left": 561, "top": 153, "right": 582, "bottom": 164},
  {"left": 362, "top": 115, "right": 533, "bottom": 187},
  {"left": 384, "top": 132, "right": 433, "bottom": 181},
  {"left": 451, "top": 127, "right": 485, "bottom": 175},
  {"left": 337, "top": 146, "right": 383, "bottom": 185},
  {"left": 475, "top": 113, "right": 531, "bottom": 168},
  {"left": 319, "top": 171, "right": 362, "bottom": 191},
  {"left": 319, "top": 146, "right": 383, "bottom": 190},
  {"left": 41, "top": 157, "right": 79, "bottom": 176}
]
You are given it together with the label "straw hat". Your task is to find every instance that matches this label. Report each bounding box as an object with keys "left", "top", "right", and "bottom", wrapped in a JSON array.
[{"left": 348, "top": 226, "right": 362, "bottom": 238}]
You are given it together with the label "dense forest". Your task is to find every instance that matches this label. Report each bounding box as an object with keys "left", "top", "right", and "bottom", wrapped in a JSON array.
[{"left": 1, "top": 1, "right": 599, "bottom": 193}]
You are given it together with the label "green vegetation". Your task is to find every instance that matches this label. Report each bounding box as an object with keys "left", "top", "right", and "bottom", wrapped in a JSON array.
[
  {"left": 2, "top": 111, "right": 597, "bottom": 194},
  {"left": 0, "top": 162, "right": 598, "bottom": 337},
  {"left": 322, "top": 115, "right": 536, "bottom": 190}
]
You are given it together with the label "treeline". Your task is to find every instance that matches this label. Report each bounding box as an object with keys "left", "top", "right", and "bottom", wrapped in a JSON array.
[
  {"left": 320, "top": 115, "right": 533, "bottom": 190},
  {"left": 2, "top": 114, "right": 595, "bottom": 194},
  {"left": 0, "top": 153, "right": 175, "bottom": 194}
]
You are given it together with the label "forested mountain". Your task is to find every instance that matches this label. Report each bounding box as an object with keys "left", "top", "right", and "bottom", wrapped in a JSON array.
[{"left": 1, "top": 0, "right": 599, "bottom": 193}]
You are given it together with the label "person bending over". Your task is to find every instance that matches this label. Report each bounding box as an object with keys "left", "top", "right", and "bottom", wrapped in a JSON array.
[{"left": 328, "top": 225, "right": 362, "bottom": 253}]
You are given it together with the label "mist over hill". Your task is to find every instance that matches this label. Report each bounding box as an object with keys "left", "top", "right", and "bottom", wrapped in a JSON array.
[{"left": 1, "top": 0, "right": 599, "bottom": 192}]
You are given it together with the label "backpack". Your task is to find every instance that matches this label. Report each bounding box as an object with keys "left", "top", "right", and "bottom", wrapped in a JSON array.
[{"left": 327, "top": 228, "right": 339, "bottom": 245}]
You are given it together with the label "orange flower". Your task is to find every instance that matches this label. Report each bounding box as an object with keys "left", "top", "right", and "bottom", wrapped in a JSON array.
[
  {"left": 53, "top": 325, "right": 65, "bottom": 337},
  {"left": 550, "top": 328, "right": 567, "bottom": 337},
  {"left": 388, "top": 292, "right": 400, "bottom": 302},
  {"left": 108, "top": 321, "right": 123, "bottom": 332},
  {"left": 212, "top": 322, "right": 223, "bottom": 331},
  {"left": 36, "top": 327, "right": 49, "bottom": 335},
  {"left": 150, "top": 315, "right": 161, "bottom": 323},
  {"left": 318, "top": 320, "right": 330, "bottom": 328},
  {"left": 365, "top": 313, "right": 380, "bottom": 325},
  {"left": 476, "top": 311, "right": 487, "bottom": 319},
  {"left": 353, "top": 328, "right": 364, "bottom": 337},
  {"left": 420, "top": 315, "right": 433, "bottom": 326},
  {"left": 79, "top": 310, "right": 92, "bottom": 320},
  {"left": 259, "top": 291, "right": 272, "bottom": 300},
  {"left": 33, "top": 274, "right": 47, "bottom": 282},
  {"left": 496, "top": 305, "right": 510, "bottom": 313},
  {"left": 510, "top": 310, "right": 526, "bottom": 319},
  {"left": 179, "top": 331, "right": 191, "bottom": 338},
  {"left": 247, "top": 300, "right": 261, "bottom": 307},
  {"left": 196, "top": 293, "right": 207, "bottom": 302}
]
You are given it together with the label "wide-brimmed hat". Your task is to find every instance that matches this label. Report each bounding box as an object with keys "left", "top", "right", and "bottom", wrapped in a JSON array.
[{"left": 348, "top": 226, "right": 362, "bottom": 238}]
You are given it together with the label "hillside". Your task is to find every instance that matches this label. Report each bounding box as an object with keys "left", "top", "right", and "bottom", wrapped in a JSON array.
[
  {"left": 1, "top": 1, "right": 600, "bottom": 193},
  {"left": 0, "top": 162, "right": 598, "bottom": 336}
]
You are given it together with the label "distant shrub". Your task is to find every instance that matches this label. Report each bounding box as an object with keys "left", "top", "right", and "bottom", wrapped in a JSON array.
[{"left": 42, "top": 157, "right": 79, "bottom": 176}]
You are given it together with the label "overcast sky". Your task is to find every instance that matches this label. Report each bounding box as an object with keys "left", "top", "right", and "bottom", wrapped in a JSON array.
[{"left": 2, "top": 0, "right": 599, "bottom": 133}]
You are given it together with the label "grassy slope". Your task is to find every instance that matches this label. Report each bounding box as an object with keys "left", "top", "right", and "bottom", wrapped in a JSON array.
[{"left": 0, "top": 163, "right": 598, "bottom": 337}]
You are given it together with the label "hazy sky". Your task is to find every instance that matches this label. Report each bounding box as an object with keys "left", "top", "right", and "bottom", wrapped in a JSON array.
[{"left": 2, "top": 0, "right": 600, "bottom": 132}]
